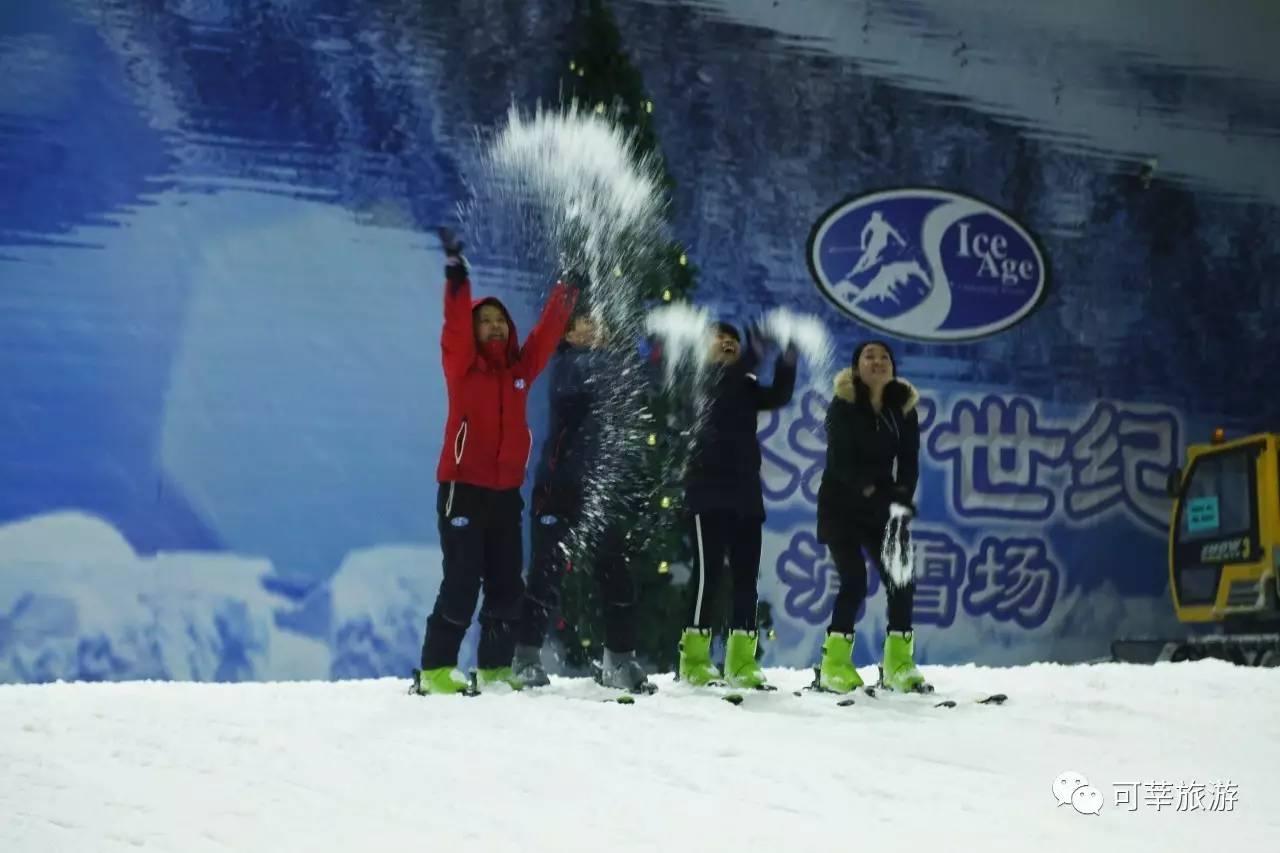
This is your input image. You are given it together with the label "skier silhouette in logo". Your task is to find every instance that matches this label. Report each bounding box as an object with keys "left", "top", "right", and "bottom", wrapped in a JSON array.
[{"left": 848, "top": 210, "right": 906, "bottom": 277}]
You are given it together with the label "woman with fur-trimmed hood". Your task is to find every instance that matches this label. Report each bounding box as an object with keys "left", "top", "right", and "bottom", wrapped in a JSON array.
[{"left": 815, "top": 339, "right": 928, "bottom": 695}]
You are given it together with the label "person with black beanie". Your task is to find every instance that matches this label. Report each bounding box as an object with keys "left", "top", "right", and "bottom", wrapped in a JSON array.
[
  {"left": 815, "top": 339, "right": 928, "bottom": 694},
  {"left": 678, "top": 321, "right": 797, "bottom": 689}
]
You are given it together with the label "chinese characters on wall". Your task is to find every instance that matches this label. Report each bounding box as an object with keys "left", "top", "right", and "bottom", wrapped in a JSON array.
[{"left": 763, "top": 387, "right": 1182, "bottom": 628}]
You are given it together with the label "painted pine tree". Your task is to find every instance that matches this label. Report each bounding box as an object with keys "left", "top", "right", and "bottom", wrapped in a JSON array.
[{"left": 549, "top": 0, "right": 700, "bottom": 673}]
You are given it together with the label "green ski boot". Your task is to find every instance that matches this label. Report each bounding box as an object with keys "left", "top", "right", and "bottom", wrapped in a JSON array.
[
  {"left": 678, "top": 627, "right": 722, "bottom": 686},
  {"left": 412, "top": 666, "right": 472, "bottom": 696},
  {"left": 818, "top": 632, "right": 864, "bottom": 694},
  {"left": 881, "top": 630, "right": 930, "bottom": 693},
  {"left": 476, "top": 666, "right": 524, "bottom": 692},
  {"left": 724, "top": 629, "right": 769, "bottom": 689}
]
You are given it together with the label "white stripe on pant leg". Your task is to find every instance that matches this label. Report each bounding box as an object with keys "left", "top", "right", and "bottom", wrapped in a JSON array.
[
  {"left": 445, "top": 481, "right": 456, "bottom": 517},
  {"left": 693, "top": 513, "right": 707, "bottom": 627}
]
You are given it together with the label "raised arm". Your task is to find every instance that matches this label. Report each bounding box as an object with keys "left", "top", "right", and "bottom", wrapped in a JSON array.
[
  {"left": 438, "top": 228, "right": 475, "bottom": 380},
  {"left": 752, "top": 348, "right": 798, "bottom": 411},
  {"left": 519, "top": 281, "right": 578, "bottom": 379},
  {"left": 552, "top": 345, "right": 606, "bottom": 407},
  {"left": 440, "top": 271, "right": 476, "bottom": 381}
]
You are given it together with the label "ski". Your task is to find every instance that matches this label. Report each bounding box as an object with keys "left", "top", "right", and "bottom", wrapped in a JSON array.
[
  {"left": 861, "top": 684, "right": 1008, "bottom": 708},
  {"left": 670, "top": 672, "right": 775, "bottom": 705},
  {"left": 514, "top": 680, "right": 650, "bottom": 705},
  {"left": 795, "top": 671, "right": 859, "bottom": 705},
  {"left": 670, "top": 682, "right": 747, "bottom": 705},
  {"left": 792, "top": 686, "right": 857, "bottom": 706},
  {"left": 937, "top": 693, "right": 1008, "bottom": 708},
  {"left": 593, "top": 682, "right": 658, "bottom": 703},
  {"left": 597, "top": 683, "right": 745, "bottom": 705},
  {"left": 589, "top": 660, "right": 659, "bottom": 701},
  {"left": 794, "top": 669, "right": 1006, "bottom": 708},
  {"left": 407, "top": 668, "right": 1007, "bottom": 708},
  {"left": 706, "top": 676, "right": 773, "bottom": 701}
]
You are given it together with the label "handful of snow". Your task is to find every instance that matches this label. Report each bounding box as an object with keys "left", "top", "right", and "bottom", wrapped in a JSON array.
[
  {"left": 881, "top": 503, "right": 915, "bottom": 588},
  {"left": 484, "top": 105, "right": 664, "bottom": 241},
  {"left": 472, "top": 105, "right": 669, "bottom": 338},
  {"left": 646, "top": 302, "right": 712, "bottom": 386},
  {"left": 758, "top": 307, "right": 834, "bottom": 376},
  {"left": 467, "top": 106, "right": 678, "bottom": 570}
]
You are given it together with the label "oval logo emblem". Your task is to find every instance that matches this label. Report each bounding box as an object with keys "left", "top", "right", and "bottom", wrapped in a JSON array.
[{"left": 807, "top": 189, "right": 1048, "bottom": 341}]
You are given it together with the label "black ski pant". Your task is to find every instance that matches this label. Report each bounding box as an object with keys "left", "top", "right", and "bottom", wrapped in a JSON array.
[
  {"left": 420, "top": 482, "right": 525, "bottom": 670},
  {"left": 518, "top": 501, "right": 638, "bottom": 653},
  {"left": 688, "top": 509, "right": 763, "bottom": 632},
  {"left": 827, "top": 518, "right": 915, "bottom": 634}
]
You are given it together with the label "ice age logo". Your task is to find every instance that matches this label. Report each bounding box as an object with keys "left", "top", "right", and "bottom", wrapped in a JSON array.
[{"left": 807, "top": 189, "right": 1048, "bottom": 341}]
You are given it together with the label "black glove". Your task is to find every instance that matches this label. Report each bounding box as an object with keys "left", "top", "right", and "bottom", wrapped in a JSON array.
[
  {"left": 745, "top": 322, "right": 775, "bottom": 365},
  {"left": 561, "top": 268, "right": 590, "bottom": 290},
  {"left": 781, "top": 340, "right": 799, "bottom": 366},
  {"left": 437, "top": 227, "right": 468, "bottom": 285},
  {"left": 887, "top": 486, "right": 917, "bottom": 519}
]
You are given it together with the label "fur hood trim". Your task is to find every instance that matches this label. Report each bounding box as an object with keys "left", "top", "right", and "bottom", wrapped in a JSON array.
[{"left": 832, "top": 368, "right": 919, "bottom": 414}]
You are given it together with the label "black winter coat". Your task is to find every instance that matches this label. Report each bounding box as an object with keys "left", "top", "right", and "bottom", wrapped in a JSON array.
[
  {"left": 531, "top": 341, "right": 607, "bottom": 515},
  {"left": 816, "top": 369, "right": 921, "bottom": 543},
  {"left": 684, "top": 353, "right": 797, "bottom": 520}
]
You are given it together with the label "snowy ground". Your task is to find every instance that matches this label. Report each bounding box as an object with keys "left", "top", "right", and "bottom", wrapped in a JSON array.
[{"left": 2, "top": 661, "right": 1276, "bottom": 852}]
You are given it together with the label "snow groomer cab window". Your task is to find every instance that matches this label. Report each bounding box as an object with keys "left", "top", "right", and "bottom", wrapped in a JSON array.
[{"left": 1172, "top": 443, "right": 1263, "bottom": 607}]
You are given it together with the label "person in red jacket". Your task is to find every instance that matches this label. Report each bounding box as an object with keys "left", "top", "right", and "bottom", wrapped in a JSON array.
[{"left": 413, "top": 229, "right": 577, "bottom": 695}]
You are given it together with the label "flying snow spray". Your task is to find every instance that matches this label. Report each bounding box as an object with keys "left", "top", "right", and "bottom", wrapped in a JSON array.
[
  {"left": 463, "top": 106, "right": 686, "bottom": 563},
  {"left": 881, "top": 503, "right": 915, "bottom": 588}
]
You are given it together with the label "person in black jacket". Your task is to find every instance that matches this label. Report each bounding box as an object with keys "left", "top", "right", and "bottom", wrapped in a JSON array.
[
  {"left": 678, "top": 321, "right": 797, "bottom": 689},
  {"left": 815, "top": 339, "right": 928, "bottom": 694},
  {"left": 511, "top": 310, "right": 652, "bottom": 693}
]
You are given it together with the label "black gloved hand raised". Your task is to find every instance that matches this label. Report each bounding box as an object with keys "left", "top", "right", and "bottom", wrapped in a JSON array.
[
  {"left": 781, "top": 340, "right": 799, "bottom": 366},
  {"left": 746, "top": 323, "right": 798, "bottom": 366},
  {"left": 437, "top": 227, "right": 469, "bottom": 284},
  {"left": 744, "top": 323, "right": 766, "bottom": 364},
  {"left": 562, "top": 266, "right": 588, "bottom": 286}
]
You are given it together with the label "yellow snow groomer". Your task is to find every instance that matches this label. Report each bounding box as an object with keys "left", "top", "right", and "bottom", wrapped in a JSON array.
[{"left": 1113, "top": 430, "right": 1280, "bottom": 665}]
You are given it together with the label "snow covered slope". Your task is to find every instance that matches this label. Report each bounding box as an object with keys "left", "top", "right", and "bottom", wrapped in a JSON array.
[{"left": 3, "top": 661, "right": 1275, "bottom": 851}]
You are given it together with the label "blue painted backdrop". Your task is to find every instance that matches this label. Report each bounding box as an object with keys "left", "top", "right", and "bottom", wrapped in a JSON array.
[{"left": 2, "top": 0, "right": 1277, "bottom": 681}]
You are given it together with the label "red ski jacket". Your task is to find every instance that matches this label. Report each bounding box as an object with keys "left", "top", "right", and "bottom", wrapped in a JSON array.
[{"left": 435, "top": 277, "right": 577, "bottom": 491}]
